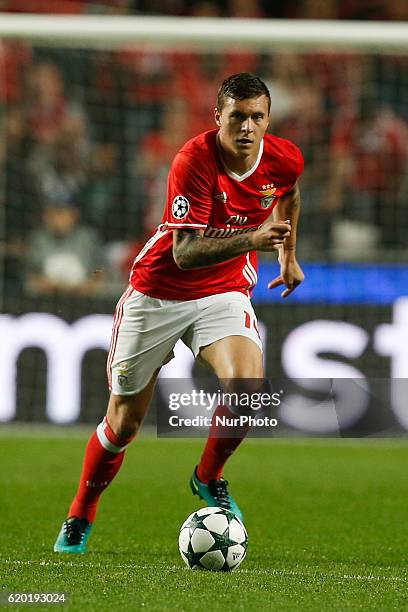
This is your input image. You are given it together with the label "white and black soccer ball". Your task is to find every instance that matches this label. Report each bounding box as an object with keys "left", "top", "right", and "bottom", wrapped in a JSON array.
[{"left": 178, "top": 507, "right": 248, "bottom": 571}]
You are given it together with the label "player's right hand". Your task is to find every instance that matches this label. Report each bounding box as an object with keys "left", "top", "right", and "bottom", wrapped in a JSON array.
[{"left": 250, "top": 220, "right": 291, "bottom": 252}]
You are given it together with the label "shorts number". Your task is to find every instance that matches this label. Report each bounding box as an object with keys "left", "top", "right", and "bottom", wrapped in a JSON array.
[{"left": 244, "top": 310, "right": 260, "bottom": 339}]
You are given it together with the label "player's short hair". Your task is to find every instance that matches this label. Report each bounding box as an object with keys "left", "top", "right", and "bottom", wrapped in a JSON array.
[{"left": 216, "top": 73, "right": 271, "bottom": 113}]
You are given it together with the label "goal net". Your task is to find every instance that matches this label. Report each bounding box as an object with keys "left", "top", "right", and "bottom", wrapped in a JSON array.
[{"left": 1, "top": 15, "right": 407, "bottom": 432}]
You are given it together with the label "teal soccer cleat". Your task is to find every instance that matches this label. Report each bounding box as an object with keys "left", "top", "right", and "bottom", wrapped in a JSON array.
[
  {"left": 190, "top": 467, "right": 244, "bottom": 522},
  {"left": 54, "top": 517, "right": 92, "bottom": 554}
]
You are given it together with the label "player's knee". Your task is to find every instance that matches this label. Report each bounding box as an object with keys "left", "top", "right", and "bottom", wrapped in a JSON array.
[
  {"left": 107, "top": 394, "right": 146, "bottom": 439},
  {"left": 221, "top": 377, "right": 270, "bottom": 416},
  {"left": 222, "top": 363, "right": 264, "bottom": 379},
  {"left": 113, "top": 415, "right": 141, "bottom": 440}
]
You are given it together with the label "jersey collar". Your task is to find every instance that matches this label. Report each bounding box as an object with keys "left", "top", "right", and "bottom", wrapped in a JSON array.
[{"left": 216, "top": 133, "right": 264, "bottom": 182}]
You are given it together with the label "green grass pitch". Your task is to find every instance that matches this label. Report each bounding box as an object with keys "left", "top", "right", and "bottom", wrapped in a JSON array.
[{"left": 1, "top": 428, "right": 408, "bottom": 611}]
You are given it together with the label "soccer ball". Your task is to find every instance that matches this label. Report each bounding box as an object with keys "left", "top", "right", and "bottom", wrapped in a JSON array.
[{"left": 178, "top": 507, "right": 248, "bottom": 571}]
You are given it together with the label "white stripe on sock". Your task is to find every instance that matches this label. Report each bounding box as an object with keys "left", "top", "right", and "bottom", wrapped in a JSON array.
[{"left": 96, "top": 418, "right": 127, "bottom": 454}]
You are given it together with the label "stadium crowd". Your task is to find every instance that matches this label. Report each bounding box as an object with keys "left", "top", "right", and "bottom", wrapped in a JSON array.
[
  {"left": 1, "top": 2, "right": 408, "bottom": 297},
  {"left": 1, "top": 0, "right": 408, "bottom": 21}
]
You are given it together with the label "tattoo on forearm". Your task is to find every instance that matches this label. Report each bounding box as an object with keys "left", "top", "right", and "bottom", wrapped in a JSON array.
[{"left": 174, "top": 230, "right": 253, "bottom": 269}]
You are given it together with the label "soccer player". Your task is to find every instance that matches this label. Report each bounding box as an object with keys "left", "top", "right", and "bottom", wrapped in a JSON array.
[{"left": 54, "top": 72, "right": 304, "bottom": 553}]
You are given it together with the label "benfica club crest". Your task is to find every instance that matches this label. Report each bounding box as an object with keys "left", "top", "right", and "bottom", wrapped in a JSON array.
[
  {"left": 259, "top": 183, "right": 277, "bottom": 209},
  {"left": 117, "top": 362, "right": 129, "bottom": 387}
]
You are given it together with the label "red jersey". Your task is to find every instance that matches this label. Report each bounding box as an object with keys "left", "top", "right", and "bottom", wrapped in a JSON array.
[{"left": 130, "top": 129, "right": 303, "bottom": 300}]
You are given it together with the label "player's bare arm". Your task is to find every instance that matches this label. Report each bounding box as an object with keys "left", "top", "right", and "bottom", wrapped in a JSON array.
[
  {"left": 173, "top": 222, "right": 291, "bottom": 270},
  {"left": 268, "top": 182, "right": 305, "bottom": 298}
]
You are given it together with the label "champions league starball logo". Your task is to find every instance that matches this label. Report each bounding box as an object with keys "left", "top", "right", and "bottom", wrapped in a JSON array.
[{"left": 172, "top": 195, "right": 190, "bottom": 220}]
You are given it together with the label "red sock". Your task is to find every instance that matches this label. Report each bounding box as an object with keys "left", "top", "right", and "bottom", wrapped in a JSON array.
[
  {"left": 68, "top": 418, "right": 134, "bottom": 522},
  {"left": 197, "top": 404, "right": 250, "bottom": 484}
]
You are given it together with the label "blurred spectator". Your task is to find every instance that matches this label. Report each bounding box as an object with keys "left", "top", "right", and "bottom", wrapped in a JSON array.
[
  {"left": 260, "top": 53, "right": 329, "bottom": 183},
  {"left": 25, "top": 194, "right": 105, "bottom": 297},
  {"left": 187, "top": 0, "right": 223, "bottom": 16},
  {"left": 339, "top": 0, "right": 389, "bottom": 20},
  {"left": 1, "top": 107, "right": 40, "bottom": 293},
  {"left": 116, "top": 48, "right": 174, "bottom": 153},
  {"left": 24, "top": 61, "right": 91, "bottom": 202},
  {"left": 260, "top": 52, "right": 331, "bottom": 257},
  {"left": 302, "top": 53, "right": 370, "bottom": 113},
  {"left": 80, "top": 142, "right": 121, "bottom": 237},
  {"left": 226, "top": 0, "right": 264, "bottom": 18},
  {"left": 28, "top": 126, "right": 90, "bottom": 206},
  {"left": 88, "top": 51, "right": 129, "bottom": 145},
  {"left": 387, "top": 0, "right": 408, "bottom": 20},
  {"left": 172, "top": 53, "right": 227, "bottom": 134},
  {"left": 133, "top": 96, "right": 194, "bottom": 233},
  {"left": 301, "top": 0, "right": 338, "bottom": 19},
  {"left": 1, "top": 108, "right": 33, "bottom": 227},
  {"left": 0, "top": 41, "right": 32, "bottom": 104},
  {"left": 131, "top": 0, "right": 185, "bottom": 14},
  {"left": 260, "top": 53, "right": 305, "bottom": 124},
  {"left": 25, "top": 61, "right": 87, "bottom": 148},
  {"left": 173, "top": 51, "right": 257, "bottom": 134},
  {"left": 324, "top": 98, "right": 408, "bottom": 257},
  {"left": 259, "top": 0, "right": 302, "bottom": 18},
  {"left": 372, "top": 55, "right": 408, "bottom": 122},
  {"left": 1, "top": 0, "right": 84, "bottom": 13},
  {"left": 120, "top": 96, "right": 195, "bottom": 279},
  {"left": 85, "top": 0, "right": 134, "bottom": 14}
]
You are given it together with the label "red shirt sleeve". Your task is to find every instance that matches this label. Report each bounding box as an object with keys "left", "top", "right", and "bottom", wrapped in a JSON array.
[
  {"left": 285, "top": 141, "right": 304, "bottom": 188},
  {"left": 294, "top": 144, "right": 304, "bottom": 181},
  {"left": 281, "top": 138, "right": 304, "bottom": 188},
  {"left": 165, "top": 150, "right": 214, "bottom": 229}
]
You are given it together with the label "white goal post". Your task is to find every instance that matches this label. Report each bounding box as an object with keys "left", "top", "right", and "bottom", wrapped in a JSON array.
[{"left": 0, "top": 14, "right": 407, "bottom": 52}]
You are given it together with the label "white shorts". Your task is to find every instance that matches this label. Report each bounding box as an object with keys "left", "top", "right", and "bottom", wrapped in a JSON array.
[{"left": 107, "top": 287, "right": 262, "bottom": 395}]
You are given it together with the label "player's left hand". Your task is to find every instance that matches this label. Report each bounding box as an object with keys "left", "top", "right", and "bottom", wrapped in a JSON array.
[{"left": 268, "top": 254, "right": 305, "bottom": 298}]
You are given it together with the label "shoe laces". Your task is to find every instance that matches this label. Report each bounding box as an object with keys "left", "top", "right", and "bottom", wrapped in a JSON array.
[
  {"left": 64, "top": 518, "right": 89, "bottom": 545},
  {"left": 208, "top": 479, "right": 231, "bottom": 510}
]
